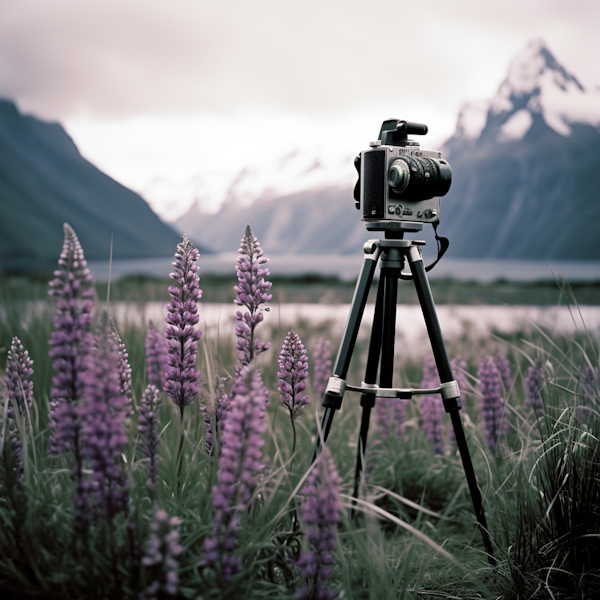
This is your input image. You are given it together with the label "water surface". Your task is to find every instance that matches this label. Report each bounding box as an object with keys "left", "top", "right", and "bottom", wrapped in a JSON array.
[{"left": 87, "top": 254, "right": 600, "bottom": 283}]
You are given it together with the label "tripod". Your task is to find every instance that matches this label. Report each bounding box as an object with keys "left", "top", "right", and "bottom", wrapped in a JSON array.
[{"left": 314, "top": 235, "right": 495, "bottom": 565}]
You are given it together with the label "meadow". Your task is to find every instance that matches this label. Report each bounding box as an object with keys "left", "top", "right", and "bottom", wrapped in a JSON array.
[{"left": 0, "top": 224, "right": 599, "bottom": 600}]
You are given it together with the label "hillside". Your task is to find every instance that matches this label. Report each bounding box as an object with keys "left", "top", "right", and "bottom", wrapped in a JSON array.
[{"left": 0, "top": 99, "right": 189, "bottom": 274}]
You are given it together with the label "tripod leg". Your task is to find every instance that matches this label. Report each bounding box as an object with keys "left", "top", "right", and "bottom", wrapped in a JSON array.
[
  {"left": 408, "top": 247, "right": 496, "bottom": 566},
  {"left": 314, "top": 244, "right": 380, "bottom": 459},
  {"left": 352, "top": 273, "right": 386, "bottom": 499},
  {"left": 353, "top": 269, "right": 399, "bottom": 494}
]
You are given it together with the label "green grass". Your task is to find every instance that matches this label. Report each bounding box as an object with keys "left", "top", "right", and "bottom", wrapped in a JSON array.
[
  {"left": 3, "top": 272, "right": 600, "bottom": 305},
  {"left": 1, "top": 276, "right": 600, "bottom": 599}
]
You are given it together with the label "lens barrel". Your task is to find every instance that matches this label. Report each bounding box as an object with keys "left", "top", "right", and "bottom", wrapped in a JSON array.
[{"left": 388, "top": 156, "right": 451, "bottom": 201}]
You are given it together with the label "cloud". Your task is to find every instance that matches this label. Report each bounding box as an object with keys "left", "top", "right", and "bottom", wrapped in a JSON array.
[{"left": 2, "top": 0, "right": 599, "bottom": 123}]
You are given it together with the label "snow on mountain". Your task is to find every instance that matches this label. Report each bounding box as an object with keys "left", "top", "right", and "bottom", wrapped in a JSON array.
[
  {"left": 156, "top": 40, "right": 600, "bottom": 228},
  {"left": 439, "top": 39, "right": 600, "bottom": 260},
  {"left": 142, "top": 144, "right": 356, "bottom": 222},
  {"left": 454, "top": 39, "right": 600, "bottom": 142},
  {"left": 172, "top": 39, "right": 600, "bottom": 261}
]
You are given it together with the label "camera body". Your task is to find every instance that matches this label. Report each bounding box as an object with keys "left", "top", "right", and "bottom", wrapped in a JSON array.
[{"left": 355, "top": 119, "right": 452, "bottom": 233}]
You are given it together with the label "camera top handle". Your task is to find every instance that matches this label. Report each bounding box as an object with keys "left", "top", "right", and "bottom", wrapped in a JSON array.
[{"left": 379, "top": 119, "right": 428, "bottom": 146}]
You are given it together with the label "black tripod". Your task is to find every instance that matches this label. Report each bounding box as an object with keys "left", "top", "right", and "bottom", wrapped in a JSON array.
[{"left": 314, "top": 235, "right": 495, "bottom": 565}]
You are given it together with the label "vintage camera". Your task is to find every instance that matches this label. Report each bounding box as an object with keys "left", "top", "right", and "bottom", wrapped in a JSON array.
[{"left": 354, "top": 119, "right": 452, "bottom": 232}]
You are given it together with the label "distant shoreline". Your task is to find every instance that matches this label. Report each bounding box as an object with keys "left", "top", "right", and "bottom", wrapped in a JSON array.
[{"left": 85, "top": 253, "right": 600, "bottom": 284}]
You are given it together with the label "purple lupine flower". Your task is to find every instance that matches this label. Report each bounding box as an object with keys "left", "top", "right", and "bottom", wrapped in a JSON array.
[
  {"left": 524, "top": 359, "right": 545, "bottom": 417},
  {"left": 312, "top": 337, "right": 332, "bottom": 401},
  {"left": 138, "top": 384, "right": 162, "bottom": 485},
  {"left": 164, "top": 234, "right": 202, "bottom": 415},
  {"left": 376, "top": 396, "right": 407, "bottom": 440},
  {"left": 112, "top": 323, "right": 133, "bottom": 415},
  {"left": 577, "top": 363, "right": 598, "bottom": 424},
  {"left": 204, "top": 366, "right": 269, "bottom": 582},
  {"left": 77, "top": 317, "right": 129, "bottom": 525},
  {"left": 294, "top": 445, "right": 341, "bottom": 600},
  {"left": 145, "top": 321, "right": 169, "bottom": 391},
  {"left": 478, "top": 356, "right": 508, "bottom": 451},
  {"left": 494, "top": 352, "right": 512, "bottom": 393},
  {"left": 278, "top": 330, "right": 311, "bottom": 420},
  {"left": 51, "top": 401, "right": 82, "bottom": 461},
  {"left": 7, "top": 429, "right": 25, "bottom": 482},
  {"left": 47, "top": 223, "right": 95, "bottom": 454},
  {"left": 3, "top": 337, "right": 34, "bottom": 481},
  {"left": 233, "top": 224, "right": 272, "bottom": 372},
  {"left": 140, "top": 509, "right": 183, "bottom": 600},
  {"left": 278, "top": 330, "right": 310, "bottom": 461},
  {"left": 419, "top": 357, "right": 444, "bottom": 454},
  {"left": 4, "top": 337, "right": 34, "bottom": 419}
]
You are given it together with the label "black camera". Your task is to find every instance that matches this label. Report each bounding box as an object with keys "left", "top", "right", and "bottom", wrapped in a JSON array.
[{"left": 354, "top": 119, "right": 452, "bottom": 232}]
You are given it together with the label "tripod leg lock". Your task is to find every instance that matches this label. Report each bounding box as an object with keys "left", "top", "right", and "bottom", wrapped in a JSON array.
[
  {"left": 322, "top": 376, "right": 346, "bottom": 410},
  {"left": 440, "top": 380, "right": 462, "bottom": 412}
]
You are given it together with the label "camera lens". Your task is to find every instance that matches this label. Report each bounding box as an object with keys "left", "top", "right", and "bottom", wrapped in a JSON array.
[
  {"left": 388, "top": 156, "right": 451, "bottom": 200},
  {"left": 388, "top": 159, "right": 410, "bottom": 193}
]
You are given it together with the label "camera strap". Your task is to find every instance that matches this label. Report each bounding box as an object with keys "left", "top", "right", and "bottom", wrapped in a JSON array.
[
  {"left": 427, "top": 222, "right": 449, "bottom": 271},
  {"left": 399, "top": 222, "right": 449, "bottom": 280}
]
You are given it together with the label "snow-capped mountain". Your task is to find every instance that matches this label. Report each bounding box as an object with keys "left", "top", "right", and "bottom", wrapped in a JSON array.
[
  {"left": 441, "top": 39, "right": 600, "bottom": 259},
  {"left": 452, "top": 38, "right": 600, "bottom": 143},
  {"left": 177, "top": 39, "right": 600, "bottom": 261},
  {"left": 142, "top": 145, "right": 356, "bottom": 221}
]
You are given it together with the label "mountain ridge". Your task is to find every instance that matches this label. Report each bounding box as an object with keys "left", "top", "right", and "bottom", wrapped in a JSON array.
[
  {"left": 0, "top": 98, "right": 195, "bottom": 274},
  {"left": 439, "top": 39, "right": 600, "bottom": 259},
  {"left": 176, "top": 39, "right": 600, "bottom": 261}
]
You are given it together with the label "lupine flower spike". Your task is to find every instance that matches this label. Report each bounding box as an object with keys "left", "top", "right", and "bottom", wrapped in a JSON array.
[
  {"left": 524, "top": 357, "right": 545, "bottom": 418},
  {"left": 140, "top": 509, "right": 183, "bottom": 600},
  {"left": 145, "top": 321, "right": 169, "bottom": 391},
  {"left": 138, "top": 384, "right": 162, "bottom": 485},
  {"left": 47, "top": 223, "right": 95, "bottom": 455},
  {"left": 294, "top": 445, "right": 341, "bottom": 600},
  {"left": 278, "top": 330, "right": 310, "bottom": 457},
  {"left": 206, "top": 224, "right": 272, "bottom": 452},
  {"left": 112, "top": 323, "right": 133, "bottom": 415},
  {"left": 4, "top": 337, "right": 35, "bottom": 481},
  {"left": 478, "top": 356, "right": 508, "bottom": 452},
  {"left": 494, "top": 352, "right": 512, "bottom": 393},
  {"left": 164, "top": 234, "right": 202, "bottom": 481},
  {"left": 4, "top": 337, "right": 34, "bottom": 420},
  {"left": 76, "top": 315, "right": 130, "bottom": 527},
  {"left": 233, "top": 224, "right": 272, "bottom": 372},
  {"left": 204, "top": 366, "right": 269, "bottom": 582},
  {"left": 312, "top": 337, "right": 332, "bottom": 401},
  {"left": 419, "top": 357, "right": 444, "bottom": 454},
  {"left": 164, "top": 234, "right": 202, "bottom": 418},
  {"left": 376, "top": 396, "right": 407, "bottom": 440}
]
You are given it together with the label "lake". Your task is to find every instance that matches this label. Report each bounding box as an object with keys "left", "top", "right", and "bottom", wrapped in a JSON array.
[
  {"left": 108, "top": 301, "right": 600, "bottom": 357},
  {"left": 87, "top": 253, "right": 600, "bottom": 283}
]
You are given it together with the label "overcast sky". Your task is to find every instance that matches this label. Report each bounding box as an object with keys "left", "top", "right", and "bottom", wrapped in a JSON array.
[{"left": 2, "top": 0, "right": 599, "bottom": 215}]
